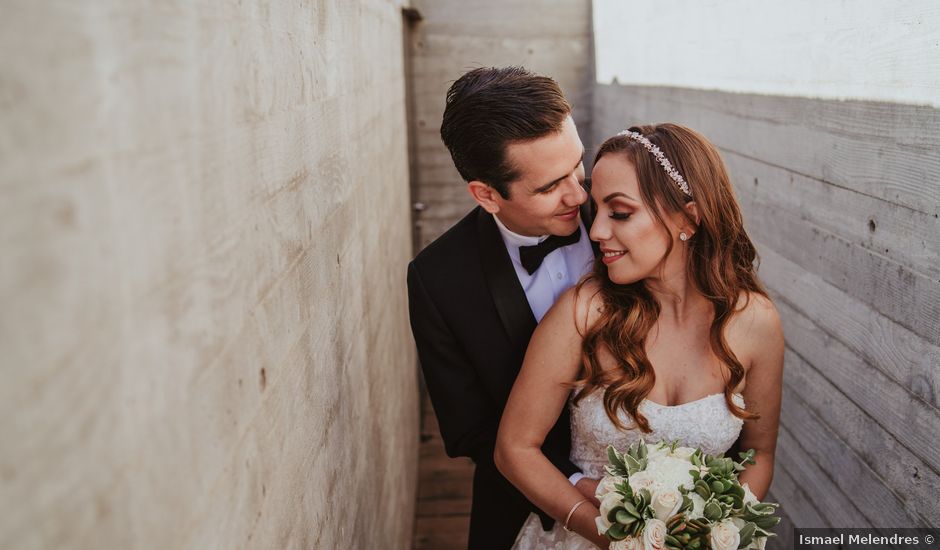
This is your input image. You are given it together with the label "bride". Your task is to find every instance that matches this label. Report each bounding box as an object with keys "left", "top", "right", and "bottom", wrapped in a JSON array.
[{"left": 494, "top": 124, "right": 784, "bottom": 549}]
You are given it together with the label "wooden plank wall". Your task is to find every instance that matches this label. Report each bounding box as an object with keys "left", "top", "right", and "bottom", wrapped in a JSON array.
[
  {"left": 593, "top": 84, "right": 940, "bottom": 542},
  {"left": 0, "top": 1, "right": 419, "bottom": 548}
]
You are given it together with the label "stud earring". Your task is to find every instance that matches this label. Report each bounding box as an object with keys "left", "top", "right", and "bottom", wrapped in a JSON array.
[{"left": 679, "top": 232, "right": 689, "bottom": 242}]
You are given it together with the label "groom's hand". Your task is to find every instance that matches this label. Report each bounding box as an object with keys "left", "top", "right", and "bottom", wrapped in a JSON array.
[{"left": 574, "top": 477, "right": 601, "bottom": 507}]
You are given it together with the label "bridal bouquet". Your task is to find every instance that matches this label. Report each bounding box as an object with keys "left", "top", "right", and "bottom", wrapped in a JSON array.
[{"left": 595, "top": 440, "right": 779, "bottom": 550}]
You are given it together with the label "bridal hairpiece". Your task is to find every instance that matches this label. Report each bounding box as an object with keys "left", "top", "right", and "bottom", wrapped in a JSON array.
[{"left": 616, "top": 129, "right": 692, "bottom": 197}]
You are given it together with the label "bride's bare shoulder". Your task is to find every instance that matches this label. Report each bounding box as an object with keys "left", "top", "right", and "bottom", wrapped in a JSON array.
[
  {"left": 556, "top": 278, "right": 606, "bottom": 336},
  {"left": 728, "top": 291, "right": 784, "bottom": 362},
  {"left": 732, "top": 291, "right": 780, "bottom": 330}
]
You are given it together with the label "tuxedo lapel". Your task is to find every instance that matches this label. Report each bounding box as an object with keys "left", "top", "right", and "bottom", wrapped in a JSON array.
[{"left": 476, "top": 208, "right": 537, "bottom": 352}]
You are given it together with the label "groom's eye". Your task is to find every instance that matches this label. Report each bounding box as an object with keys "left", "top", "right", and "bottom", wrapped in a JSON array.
[{"left": 534, "top": 182, "right": 557, "bottom": 194}]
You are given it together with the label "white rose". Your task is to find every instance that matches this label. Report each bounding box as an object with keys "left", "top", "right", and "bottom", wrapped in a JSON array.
[
  {"left": 596, "top": 515, "right": 611, "bottom": 536},
  {"left": 651, "top": 488, "right": 683, "bottom": 521},
  {"left": 610, "top": 536, "right": 643, "bottom": 550},
  {"left": 597, "top": 475, "right": 626, "bottom": 498},
  {"left": 710, "top": 520, "right": 741, "bottom": 550},
  {"left": 687, "top": 493, "right": 706, "bottom": 520},
  {"left": 646, "top": 444, "right": 670, "bottom": 460},
  {"left": 628, "top": 470, "right": 657, "bottom": 494},
  {"left": 642, "top": 518, "right": 668, "bottom": 550},
  {"left": 644, "top": 456, "right": 695, "bottom": 491},
  {"left": 670, "top": 446, "right": 695, "bottom": 460}
]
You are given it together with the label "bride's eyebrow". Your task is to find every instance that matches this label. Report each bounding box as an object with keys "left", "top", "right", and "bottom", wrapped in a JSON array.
[{"left": 602, "top": 192, "right": 638, "bottom": 203}]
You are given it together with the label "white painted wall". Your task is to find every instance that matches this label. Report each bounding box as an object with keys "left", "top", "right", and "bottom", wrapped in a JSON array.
[{"left": 593, "top": 0, "right": 940, "bottom": 107}]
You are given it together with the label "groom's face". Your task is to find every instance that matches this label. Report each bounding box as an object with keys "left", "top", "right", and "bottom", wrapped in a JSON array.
[{"left": 491, "top": 116, "right": 587, "bottom": 237}]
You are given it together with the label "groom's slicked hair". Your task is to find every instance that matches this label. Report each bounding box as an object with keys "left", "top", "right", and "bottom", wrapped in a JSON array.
[{"left": 440, "top": 66, "right": 571, "bottom": 199}]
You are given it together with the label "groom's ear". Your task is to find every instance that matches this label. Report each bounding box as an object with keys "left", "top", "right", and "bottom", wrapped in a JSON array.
[{"left": 467, "top": 180, "right": 503, "bottom": 214}]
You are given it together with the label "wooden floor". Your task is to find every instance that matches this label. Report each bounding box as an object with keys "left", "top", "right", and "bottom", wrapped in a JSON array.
[{"left": 412, "top": 392, "right": 475, "bottom": 549}]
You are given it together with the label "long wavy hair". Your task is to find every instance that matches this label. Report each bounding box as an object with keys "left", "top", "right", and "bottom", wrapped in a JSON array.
[{"left": 573, "top": 123, "right": 766, "bottom": 432}]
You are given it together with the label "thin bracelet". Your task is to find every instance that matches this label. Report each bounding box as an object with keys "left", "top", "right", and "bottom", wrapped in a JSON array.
[{"left": 563, "top": 498, "right": 590, "bottom": 532}]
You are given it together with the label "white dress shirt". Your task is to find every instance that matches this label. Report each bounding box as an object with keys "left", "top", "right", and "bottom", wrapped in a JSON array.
[{"left": 493, "top": 214, "right": 595, "bottom": 322}]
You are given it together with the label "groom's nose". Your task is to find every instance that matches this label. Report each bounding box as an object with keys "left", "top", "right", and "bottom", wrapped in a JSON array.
[{"left": 561, "top": 175, "right": 587, "bottom": 206}]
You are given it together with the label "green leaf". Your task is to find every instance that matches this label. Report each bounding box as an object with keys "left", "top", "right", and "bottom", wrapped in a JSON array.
[
  {"left": 607, "top": 523, "right": 627, "bottom": 541},
  {"left": 680, "top": 494, "right": 693, "bottom": 513},
  {"left": 636, "top": 489, "right": 651, "bottom": 510},
  {"left": 754, "top": 515, "right": 781, "bottom": 529},
  {"left": 631, "top": 519, "right": 643, "bottom": 537},
  {"left": 738, "top": 522, "right": 757, "bottom": 548},
  {"left": 703, "top": 500, "right": 723, "bottom": 522},
  {"left": 615, "top": 509, "right": 637, "bottom": 526},
  {"left": 608, "top": 505, "right": 626, "bottom": 522},
  {"left": 622, "top": 500, "right": 640, "bottom": 518}
]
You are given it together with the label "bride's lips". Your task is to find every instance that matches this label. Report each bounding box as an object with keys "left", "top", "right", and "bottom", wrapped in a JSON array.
[
  {"left": 555, "top": 208, "right": 579, "bottom": 221},
  {"left": 601, "top": 248, "right": 626, "bottom": 264}
]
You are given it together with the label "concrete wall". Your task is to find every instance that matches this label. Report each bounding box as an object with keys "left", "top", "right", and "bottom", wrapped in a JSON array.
[
  {"left": 593, "top": 1, "right": 940, "bottom": 545},
  {"left": 407, "top": 0, "right": 595, "bottom": 248},
  {"left": 0, "top": 1, "right": 418, "bottom": 549}
]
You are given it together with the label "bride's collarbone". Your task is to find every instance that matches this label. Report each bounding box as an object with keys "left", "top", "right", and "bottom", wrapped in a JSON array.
[{"left": 638, "top": 350, "right": 745, "bottom": 407}]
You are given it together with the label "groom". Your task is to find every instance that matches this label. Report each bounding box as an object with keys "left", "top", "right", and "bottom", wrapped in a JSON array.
[{"left": 407, "top": 67, "right": 597, "bottom": 549}]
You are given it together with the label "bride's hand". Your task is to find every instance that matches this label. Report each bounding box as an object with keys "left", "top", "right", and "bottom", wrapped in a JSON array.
[{"left": 574, "top": 477, "right": 601, "bottom": 507}]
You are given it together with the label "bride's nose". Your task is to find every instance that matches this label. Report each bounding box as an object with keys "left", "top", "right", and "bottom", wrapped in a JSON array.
[{"left": 589, "top": 214, "right": 609, "bottom": 242}]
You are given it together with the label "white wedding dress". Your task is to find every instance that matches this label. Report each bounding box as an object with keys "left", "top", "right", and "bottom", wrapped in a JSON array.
[{"left": 512, "top": 390, "right": 746, "bottom": 549}]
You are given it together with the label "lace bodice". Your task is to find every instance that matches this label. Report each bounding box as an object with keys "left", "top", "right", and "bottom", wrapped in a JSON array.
[
  {"left": 569, "top": 390, "right": 746, "bottom": 477},
  {"left": 512, "top": 389, "right": 746, "bottom": 549}
]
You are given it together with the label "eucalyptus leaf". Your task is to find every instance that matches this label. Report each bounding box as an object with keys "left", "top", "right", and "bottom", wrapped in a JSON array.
[
  {"left": 607, "top": 523, "right": 627, "bottom": 541},
  {"left": 703, "top": 500, "right": 722, "bottom": 522},
  {"left": 622, "top": 500, "right": 640, "bottom": 518},
  {"left": 608, "top": 506, "right": 627, "bottom": 522},
  {"left": 615, "top": 509, "right": 637, "bottom": 525},
  {"left": 737, "top": 522, "right": 757, "bottom": 548},
  {"left": 755, "top": 515, "right": 781, "bottom": 529}
]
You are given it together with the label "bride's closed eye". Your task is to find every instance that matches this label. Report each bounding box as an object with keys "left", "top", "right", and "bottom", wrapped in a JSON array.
[{"left": 610, "top": 212, "right": 631, "bottom": 220}]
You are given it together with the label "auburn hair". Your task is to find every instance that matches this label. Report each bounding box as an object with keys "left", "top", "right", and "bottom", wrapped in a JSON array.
[{"left": 573, "top": 123, "right": 765, "bottom": 431}]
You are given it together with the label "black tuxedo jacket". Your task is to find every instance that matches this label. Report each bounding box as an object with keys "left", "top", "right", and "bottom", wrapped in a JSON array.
[{"left": 407, "top": 202, "right": 595, "bottom": 549}]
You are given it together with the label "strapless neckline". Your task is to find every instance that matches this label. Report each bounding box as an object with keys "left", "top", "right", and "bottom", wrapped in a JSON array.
[{"left": 642, "top": 392, "right": 743, "bottom": 409}]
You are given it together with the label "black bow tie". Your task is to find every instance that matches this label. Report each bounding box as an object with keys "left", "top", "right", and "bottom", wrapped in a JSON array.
[{"left": 518, "top": 227, "right": 581, "bottom": 275}]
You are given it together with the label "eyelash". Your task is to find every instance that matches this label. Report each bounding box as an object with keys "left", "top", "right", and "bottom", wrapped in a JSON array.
[{"left": 610, "top": 212, "right": 631, "bottom": 220}]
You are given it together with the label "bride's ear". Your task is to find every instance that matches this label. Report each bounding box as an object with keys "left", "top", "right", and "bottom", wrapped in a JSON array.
[
  {"left": 683, "top": 200, "right": 701, "bottom": 227},
  {"left": 468, "top": 180, "right": 502, "bottom": 214}
]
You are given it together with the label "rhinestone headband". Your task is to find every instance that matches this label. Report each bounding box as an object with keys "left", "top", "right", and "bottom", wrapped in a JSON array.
[{"left": 616, "top": 130, "right": 692, "bottom": 197}]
